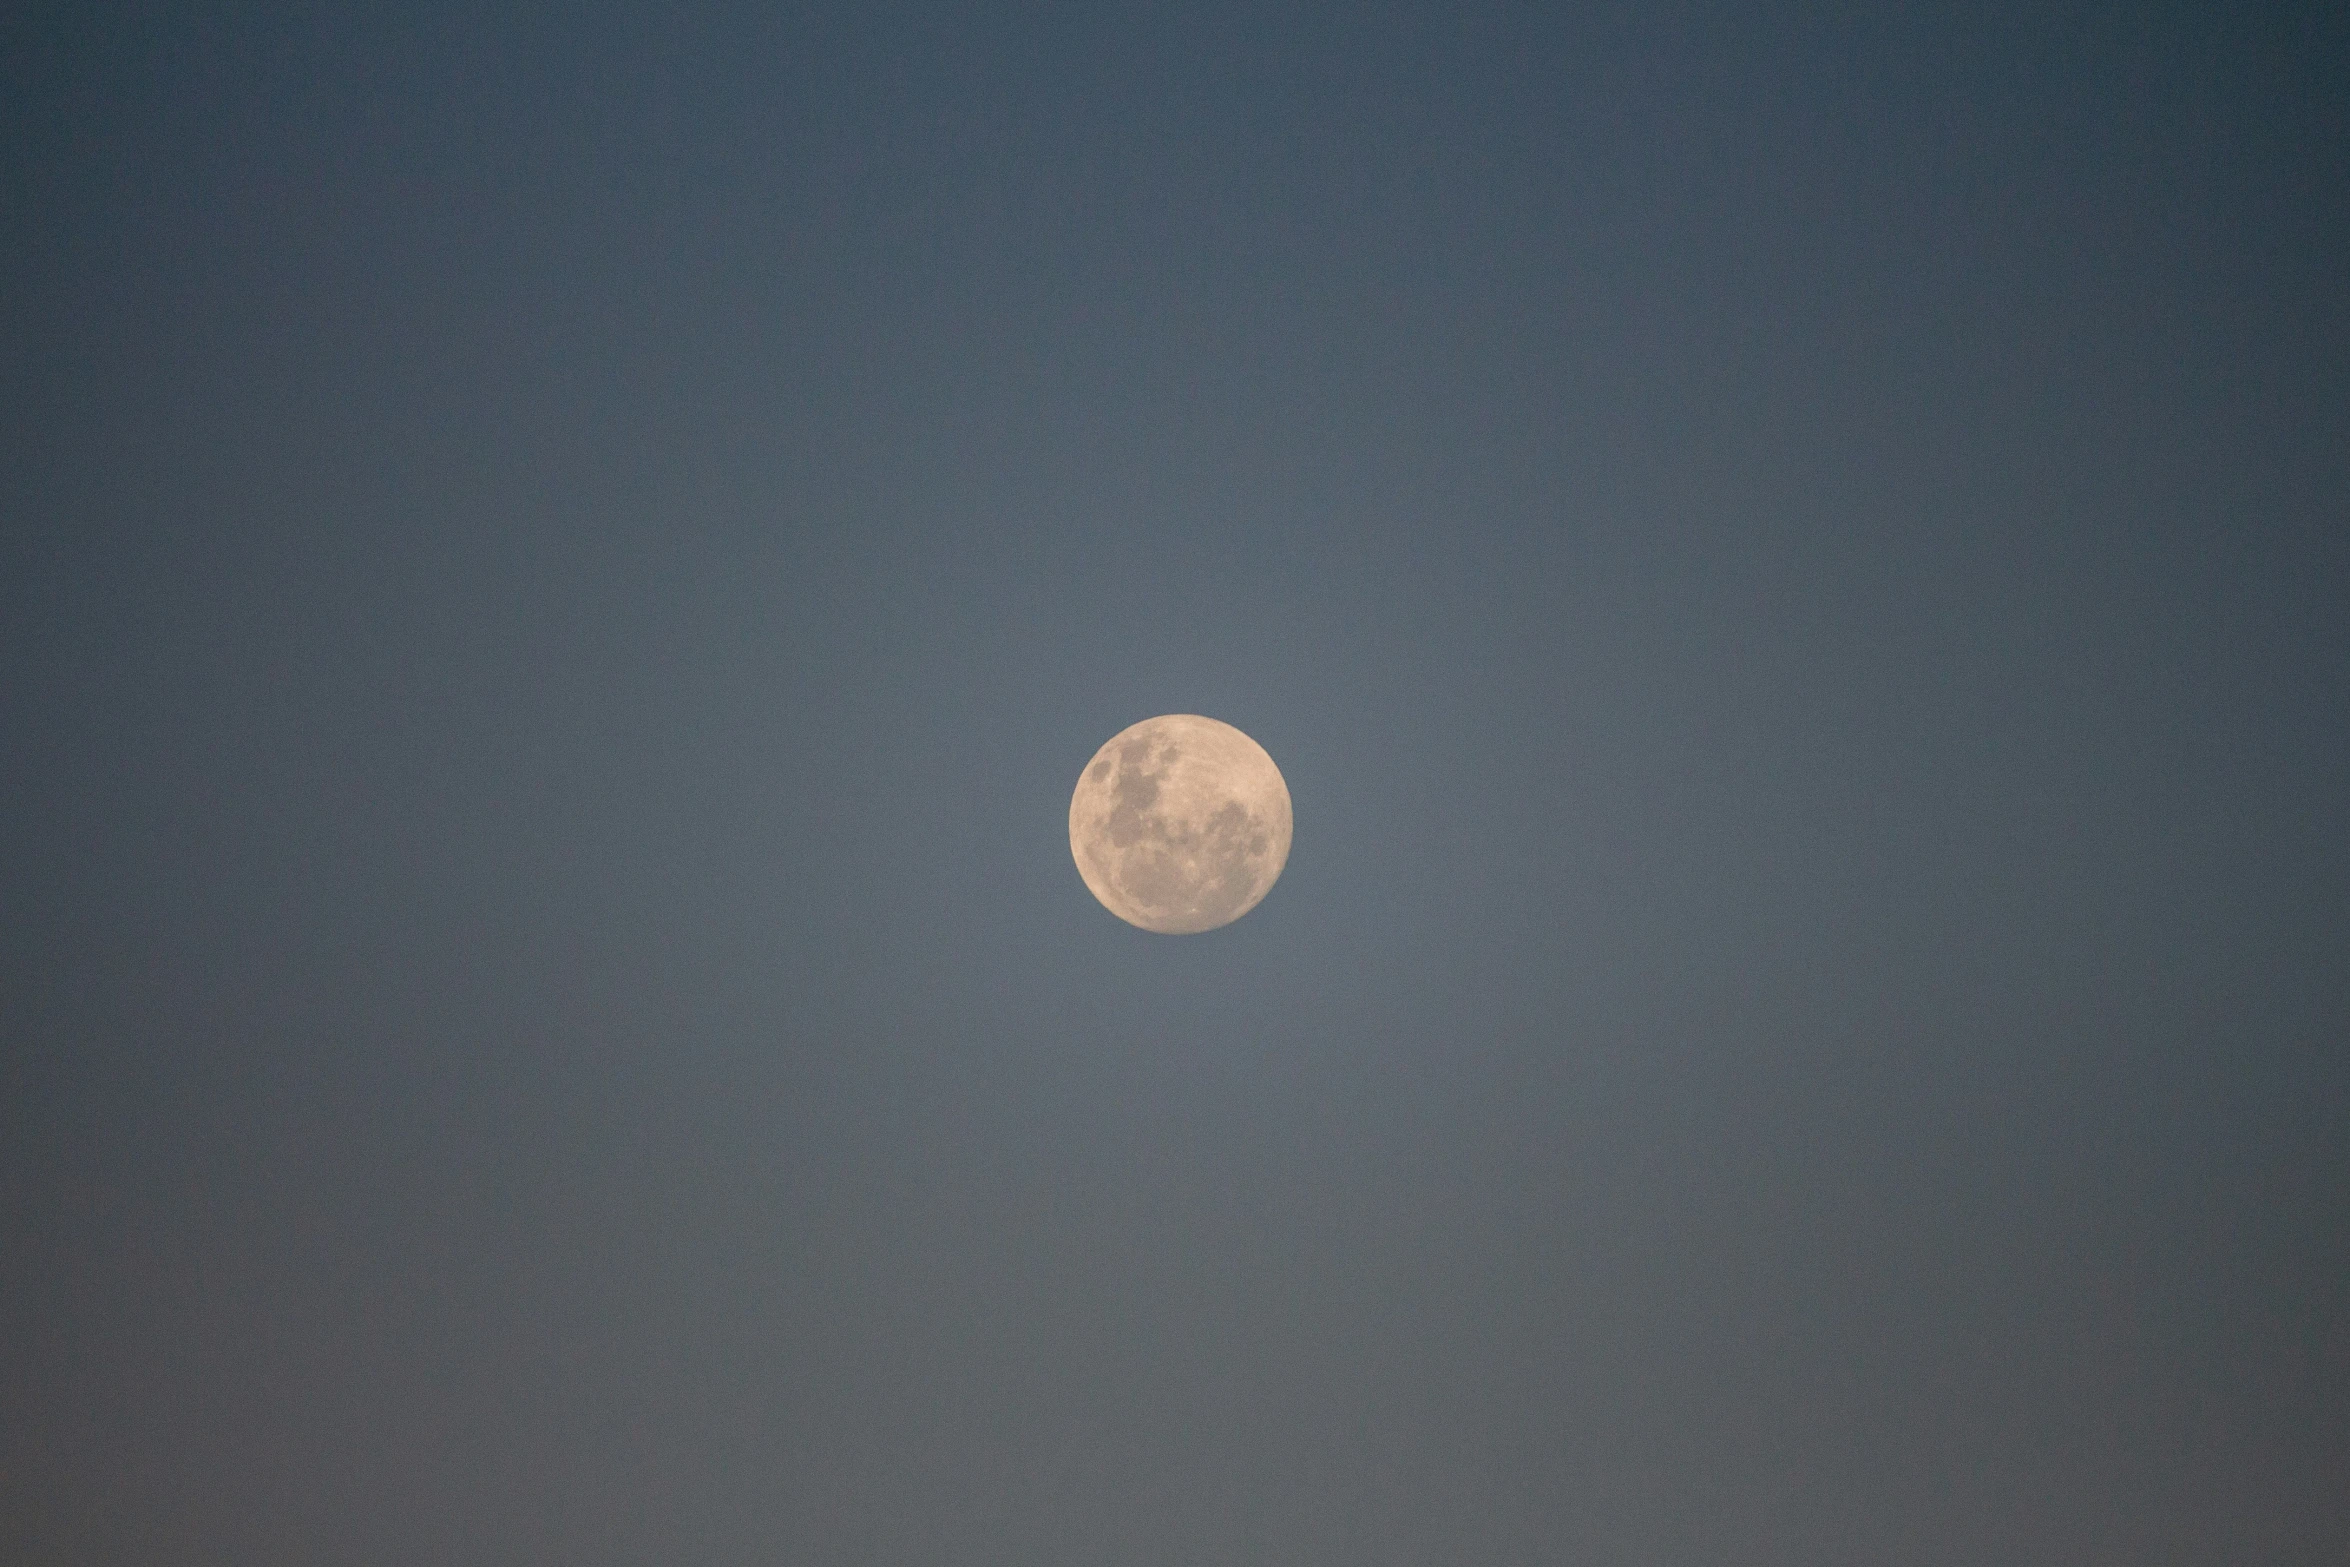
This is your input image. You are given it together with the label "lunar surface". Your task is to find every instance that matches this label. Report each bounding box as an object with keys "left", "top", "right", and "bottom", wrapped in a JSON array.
[{"left": 1069, "top": 714, "right": 1293, "bottom": 934}]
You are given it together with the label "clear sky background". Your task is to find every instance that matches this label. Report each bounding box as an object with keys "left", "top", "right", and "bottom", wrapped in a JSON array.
[{"left": 4, "top": 2, "right": 2346, "bottom": 1562}]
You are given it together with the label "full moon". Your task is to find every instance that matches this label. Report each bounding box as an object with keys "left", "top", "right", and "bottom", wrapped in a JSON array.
[{"left": 1069, "top": 714, "right": 1293, "bottom": 934}]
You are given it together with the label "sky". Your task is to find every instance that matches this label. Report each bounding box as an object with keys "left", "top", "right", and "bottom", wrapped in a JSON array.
[{"left": 3, "top": 2, "right": 2346, "bottom": 1561}]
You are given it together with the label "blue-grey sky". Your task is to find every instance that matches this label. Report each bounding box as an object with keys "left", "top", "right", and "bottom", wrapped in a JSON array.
[{"left": 5, "top": 2, "right": 2346, "bottom": 1561}]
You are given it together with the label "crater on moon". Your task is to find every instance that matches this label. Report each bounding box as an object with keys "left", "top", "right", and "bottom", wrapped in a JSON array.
[{"left": 1068, "top": 714, "right": 1293, "bottom": 934}]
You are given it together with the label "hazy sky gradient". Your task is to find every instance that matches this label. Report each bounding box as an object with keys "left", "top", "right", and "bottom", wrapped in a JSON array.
[{"left": 5, "top": 3, "right": 2346, "bottom": 1561}]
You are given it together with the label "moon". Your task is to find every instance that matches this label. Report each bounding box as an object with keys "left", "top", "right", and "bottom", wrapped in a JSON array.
[{"left": 1069, "top": 714, "right": 1293, "bottom": 934}]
